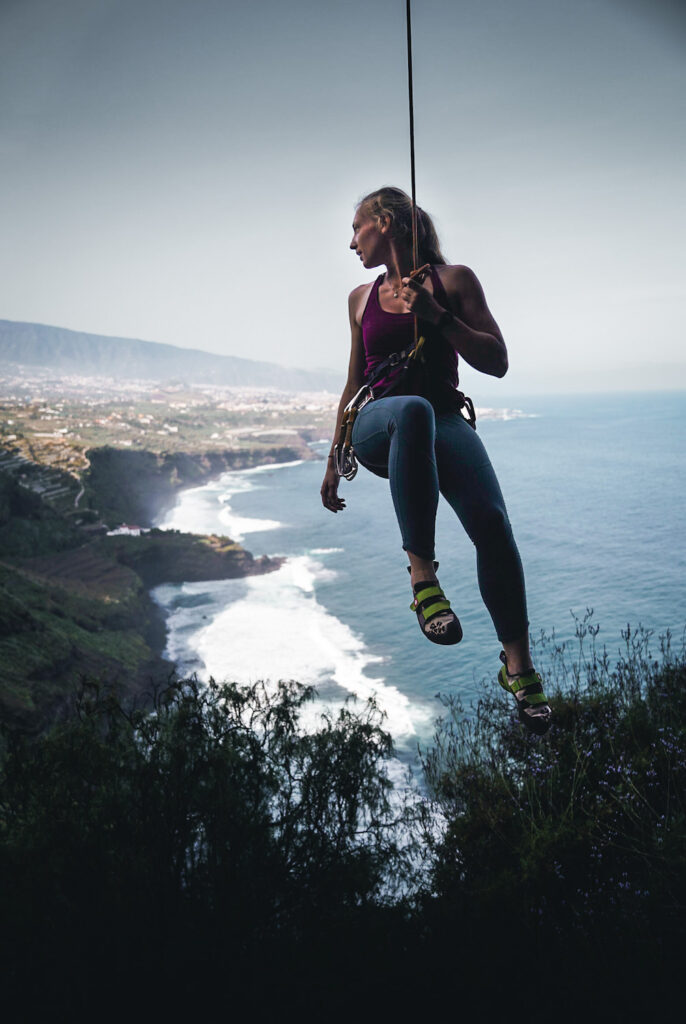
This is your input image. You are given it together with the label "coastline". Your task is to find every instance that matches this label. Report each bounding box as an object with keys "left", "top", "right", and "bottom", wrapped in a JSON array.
[
  {"left": 85, "top": 439, "right": 317, "bottom": 528},
  {"left": 0, "top": 440, "right": 313, "bottom": 732}
]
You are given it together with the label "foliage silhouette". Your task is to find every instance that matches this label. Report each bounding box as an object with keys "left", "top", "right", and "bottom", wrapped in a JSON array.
[
  {"left": 418, "top": 616, "right": 686, "bottom": 1014},
  {"left": 1, "top": 620, "right": 684, "bottom": 1017},
  {"left": 0, "top": 677, "right": 419, "bottom": 1014}
]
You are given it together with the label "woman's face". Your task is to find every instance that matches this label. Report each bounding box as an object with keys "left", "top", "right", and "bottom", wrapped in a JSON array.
[{"left": 350, "top": 206, "right": 387, "bottom": 269}]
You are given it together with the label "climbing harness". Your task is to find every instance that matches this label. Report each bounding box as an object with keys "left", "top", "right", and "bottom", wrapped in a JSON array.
[
  {"left": 333, "top": 327, "right": 476, "bottom": 480},
  {"left": 333, "top": 0, "right": 476, "bottom": 481},
  {"left": 334, "top": 261, "right": 429, "bottom": 480},
  {"left": 333, "top": 273, "right": 428, "bottom": 480}
]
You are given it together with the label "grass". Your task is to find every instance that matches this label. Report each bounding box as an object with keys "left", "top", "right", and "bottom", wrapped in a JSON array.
[{"left": 0, "top": 562, "right": 160, "bottom": 730}]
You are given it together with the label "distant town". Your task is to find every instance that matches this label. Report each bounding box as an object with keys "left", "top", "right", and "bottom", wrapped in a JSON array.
[
  {"left": 0, "top": 366, "right": 530, "bottom": 506},
  {"left": 0, "top": 367, "right": 339, "bottom": 481}
]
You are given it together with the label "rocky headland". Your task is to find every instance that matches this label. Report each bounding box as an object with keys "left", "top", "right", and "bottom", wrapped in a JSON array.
[
  {"left": 0, "top": 499, "right": 285, "bottom": 735},
  {"left": 85, "top": 442, "right": 312, "bottom": 528},
  {"left": 0, "top": 388, "right": 323, "bottom": 730}
]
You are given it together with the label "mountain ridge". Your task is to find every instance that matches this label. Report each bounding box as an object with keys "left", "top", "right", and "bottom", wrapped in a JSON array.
[{"left": 0, "top": 319, "right": 341, "bottom": 392}]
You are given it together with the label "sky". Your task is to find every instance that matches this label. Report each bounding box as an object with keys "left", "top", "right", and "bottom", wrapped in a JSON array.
[{"left": 1, "top": 0, "right": 684, "bottom": 394}]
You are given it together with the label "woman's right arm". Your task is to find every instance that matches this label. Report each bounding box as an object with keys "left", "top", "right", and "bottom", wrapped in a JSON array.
[{"left": 320, "top": 287, "right": 368, "bottom": 513}]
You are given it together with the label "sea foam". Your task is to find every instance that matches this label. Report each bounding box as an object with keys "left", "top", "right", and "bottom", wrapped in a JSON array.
[
  {"left": 154, "top": 458, "right": 435, "bottom": 743},
  {"left": 154, "top": 555, "right": 432, "bottom": 741},
  {"left": 158, "top": 467, "right": 288, "bottom": 541}
]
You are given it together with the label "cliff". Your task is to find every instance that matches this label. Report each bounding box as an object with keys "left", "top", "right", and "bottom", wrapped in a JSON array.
[
  {"left": 0, "top": 440, "right": 288, "bottom": 732},
  {"left": 1, "top": 532, "right": 282, "bottom": 733},
  {"left": 84, "top": 443, "right": 312, "bottom": 527},
  {"left": 98, "top": 529, "right": 283, "bottom": 587}
]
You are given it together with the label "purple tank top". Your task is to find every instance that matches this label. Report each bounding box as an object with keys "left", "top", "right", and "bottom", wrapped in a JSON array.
[{"left": 360, "top": 265, "right": 459, "bottom": 410}]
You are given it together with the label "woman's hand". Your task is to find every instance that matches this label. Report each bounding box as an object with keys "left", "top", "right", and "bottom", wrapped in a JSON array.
[
  {"left": 400, "top": 273, "right": 443, "bottom": 323},
  {"left": 321, "top": 464, "right": 346, "bottom": 513}
]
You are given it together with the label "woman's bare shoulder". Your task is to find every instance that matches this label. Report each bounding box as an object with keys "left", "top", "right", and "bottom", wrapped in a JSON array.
[
  {"left": 436, "top": 264, "right": 502, "bottom": 338},
  {"left": 348, "top": 281, "right": 375, "bottom": 324},
  {"left": 435, "top": 264, "right": 490, "bottom": 307},
  {"left": 435, "top": 264, "right": 482, "bottom": 291},
  {"left": 348, "top": 281, "right": 375, "bottom": 301}
]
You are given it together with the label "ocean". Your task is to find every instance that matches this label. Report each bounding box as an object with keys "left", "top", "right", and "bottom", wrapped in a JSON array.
[{"left": 153, "top": 392, "right": 685, "bottom": 758}]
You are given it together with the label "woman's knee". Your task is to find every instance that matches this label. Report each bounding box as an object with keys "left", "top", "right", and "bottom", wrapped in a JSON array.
[
  {"left": 466, "top": 501, "right": 513, "bottom": 547},
  {"left": 390, "top": 395, "right": 435, "bottom": 438}
]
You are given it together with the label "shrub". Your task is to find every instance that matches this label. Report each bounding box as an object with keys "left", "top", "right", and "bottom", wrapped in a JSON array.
[
  {"left": 1, "top": 619, "right": 684, "bottom": 1017},
  {"left": 419, "top": 615, "right": 686, "bottom": 1011},
  {"left": 0, "top": 678, "right": 418, "bottom": 1014}
]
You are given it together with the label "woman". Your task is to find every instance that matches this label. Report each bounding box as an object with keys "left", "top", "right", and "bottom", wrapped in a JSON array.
[{"left": 320, "top": 187, "right": 551, "bottom": 735}]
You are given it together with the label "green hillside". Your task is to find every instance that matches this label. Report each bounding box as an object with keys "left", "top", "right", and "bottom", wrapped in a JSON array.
[
  {"left": 0, "top": 440, "right": 283, "bottom": 731},
  {"left": 0, "top": 560, "right": 157, "bottom": 731}
]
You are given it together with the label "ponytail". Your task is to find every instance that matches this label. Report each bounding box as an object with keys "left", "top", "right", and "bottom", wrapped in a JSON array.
[
  {"left": 358, "top": 186, "right": 447, "bottom": 265},
  {"left": 416, "top": 207, "right": 446, "bottom": 265}
]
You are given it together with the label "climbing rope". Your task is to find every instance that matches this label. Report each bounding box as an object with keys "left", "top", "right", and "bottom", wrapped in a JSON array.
[
  {"left": 406, "top": 0, "right": 419, "bottom": 274},
  {"left": 404, "top": 1, "right": 477, "bottom": 433},
  {"left": 333, "top": 2, "right": 445, "bottom": 481},
  {"left": 405, "top": 0, "right": 420, "bottom": 343}
]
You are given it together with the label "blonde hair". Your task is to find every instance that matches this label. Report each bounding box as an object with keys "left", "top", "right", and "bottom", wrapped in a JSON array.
[{"left": 358, "top": 186, "right": 447, "bottom": 265}]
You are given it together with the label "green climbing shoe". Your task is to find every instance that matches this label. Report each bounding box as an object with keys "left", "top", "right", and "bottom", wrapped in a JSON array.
[
  {"left": 410, "top": 578, "right": 463, "bottom": 645},
  {"left": 498, "top": 651, "right": 552, "bottom": 736}
]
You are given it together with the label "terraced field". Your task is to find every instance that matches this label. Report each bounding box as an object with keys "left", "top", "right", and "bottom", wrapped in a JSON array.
[{"left": 12, "top": 545, "right": 141, "bottom": 601}]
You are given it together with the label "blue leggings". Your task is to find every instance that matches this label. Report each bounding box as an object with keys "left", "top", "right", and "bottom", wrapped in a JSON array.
[{"left": 351, "top": 395, "right": 528, "bottom": 643}]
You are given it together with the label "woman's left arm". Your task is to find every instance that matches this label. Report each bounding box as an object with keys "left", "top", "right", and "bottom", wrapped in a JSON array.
[{"left": 401, "top": 265, "right": 508, "bottom": 378}]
